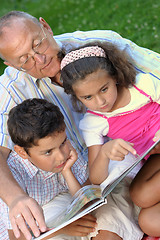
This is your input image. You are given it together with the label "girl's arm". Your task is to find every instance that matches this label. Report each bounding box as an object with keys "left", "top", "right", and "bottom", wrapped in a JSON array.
[
  {"left": 88, "top": 144, "right": 110, "bottom": 185},
  {"left": 88, "top": 139, "right": 136, "bottom": 185}
]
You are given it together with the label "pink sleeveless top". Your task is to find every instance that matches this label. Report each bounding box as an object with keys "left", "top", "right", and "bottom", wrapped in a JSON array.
[{"left": 87, "top": 85, "right": 160, "bottom": 159}]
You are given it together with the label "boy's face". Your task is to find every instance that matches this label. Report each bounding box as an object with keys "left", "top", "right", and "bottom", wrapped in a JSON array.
[{"left": 21, "top": 130, "right": 71, "bottom": 173}]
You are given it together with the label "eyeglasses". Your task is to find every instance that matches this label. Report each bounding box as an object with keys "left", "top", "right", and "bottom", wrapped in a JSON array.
[{"left": 20, "top": 26, "right": 50, "bottom": 72}]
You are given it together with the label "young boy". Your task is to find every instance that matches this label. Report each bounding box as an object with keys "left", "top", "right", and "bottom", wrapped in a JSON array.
[{"left": 0, "top": 98, "right": 96, "bottom": 240}]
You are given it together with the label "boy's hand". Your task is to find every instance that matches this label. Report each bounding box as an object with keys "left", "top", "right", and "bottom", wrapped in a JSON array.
[
  {"left": 61, "top": 214, "right": 97, "bottom": 236},
  {"left": 62, "top": 142, "right": 78, "bottom": 172},
  {"left": 61, "top": 141, "right": 81, "bottom": 195},
  {"left": 102, "top": 138, "right": 136, "bottom": 161}
]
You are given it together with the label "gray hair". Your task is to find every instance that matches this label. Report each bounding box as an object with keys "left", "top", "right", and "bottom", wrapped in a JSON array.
[{"left": 0, "top": 11, "right": 40, "bottom": 34}]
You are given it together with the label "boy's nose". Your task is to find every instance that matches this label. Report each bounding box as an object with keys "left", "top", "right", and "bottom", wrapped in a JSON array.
[{"left": 57, "top": 149, "right": 65, "bottom": 162}]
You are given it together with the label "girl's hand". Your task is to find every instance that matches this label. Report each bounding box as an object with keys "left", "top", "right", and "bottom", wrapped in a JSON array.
[
  {"left": 62, "top": 142, "right": 78, "bottom": 172},
  {"left": 153, "top": 129, "right": 160, "bottom": 142},
  {"left": 102, "top": 138, "right": 136, "bottom": 161},
  {"left": 149, "top": 129, "right": 160, "bottom": 155},
  {"left": 61, "top": 214, "right": 97, "bottom": 236}
]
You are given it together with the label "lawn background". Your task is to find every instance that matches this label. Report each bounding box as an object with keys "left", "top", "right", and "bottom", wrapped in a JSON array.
[{"left": 0, "top": 0, "right": 160, "bottom": 74}]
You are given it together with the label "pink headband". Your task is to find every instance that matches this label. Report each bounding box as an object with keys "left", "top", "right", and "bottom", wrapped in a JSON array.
[{"left": 61, "top": 46, "right": 106, "bottom": 70}]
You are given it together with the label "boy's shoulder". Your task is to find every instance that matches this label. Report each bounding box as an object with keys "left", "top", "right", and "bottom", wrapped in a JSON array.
[{"left": 7, "top": 151, "right": 38, "bottom": 177}]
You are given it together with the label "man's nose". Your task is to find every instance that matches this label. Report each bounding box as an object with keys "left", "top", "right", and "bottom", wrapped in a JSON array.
[{"left": 33, "top": 52, "right": 46, "bottom": 64}]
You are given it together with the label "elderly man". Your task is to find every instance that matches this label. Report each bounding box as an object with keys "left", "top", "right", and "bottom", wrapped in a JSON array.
[{"left": 0, "top": 10, "right": 160, "bottom": 240}]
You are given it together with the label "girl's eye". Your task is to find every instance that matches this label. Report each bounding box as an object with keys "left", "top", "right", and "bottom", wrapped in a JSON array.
[
  {"left": 101, "top": 87, "right": 108, "bottom": 93},
  {"left": 84, "top": 95, "right": 92, "bottom": 100}
]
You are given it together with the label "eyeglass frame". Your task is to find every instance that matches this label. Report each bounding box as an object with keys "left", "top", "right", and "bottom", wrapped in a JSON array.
[{"left": 20, "top": 25, "right": 48, "bottom": 72}]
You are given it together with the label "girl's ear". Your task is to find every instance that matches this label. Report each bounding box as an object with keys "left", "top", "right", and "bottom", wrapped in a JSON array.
[{"left": 14, "top": 145, "right": 29, "bottom": 159}]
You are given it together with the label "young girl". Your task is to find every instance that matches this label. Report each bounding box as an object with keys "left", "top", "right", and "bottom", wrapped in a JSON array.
[{"left": 60, "top": 42, "right": 160, "bottom": 237}]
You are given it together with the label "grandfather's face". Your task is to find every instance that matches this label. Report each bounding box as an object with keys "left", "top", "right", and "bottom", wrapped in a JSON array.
[{"left": 0, "top": 18, "right": 61, "bottom": 79}]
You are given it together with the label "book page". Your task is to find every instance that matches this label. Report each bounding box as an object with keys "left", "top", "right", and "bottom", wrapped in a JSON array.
[
  {"left": 100, "top": 152, "right": 141, "bottom": 190},
  {"left": 101, "top": 138, "right": 160, "bottom": 198},
  {"left": 46, "top": 185, "right": 102, "bottom": 229}
]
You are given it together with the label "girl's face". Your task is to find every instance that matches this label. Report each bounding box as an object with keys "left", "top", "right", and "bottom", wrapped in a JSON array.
[{"left": 72, "top": 69, "right": 118, "bottom": 112}]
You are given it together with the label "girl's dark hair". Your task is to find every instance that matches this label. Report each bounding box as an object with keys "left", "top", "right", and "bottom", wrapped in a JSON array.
[
  {"left": 7, "top": 98, "right": 65, "bottom": 153},
  {"left": 61, "top": 41, "right": 136, "bottom": 112}
]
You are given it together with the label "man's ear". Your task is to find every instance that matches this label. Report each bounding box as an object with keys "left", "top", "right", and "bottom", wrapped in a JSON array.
[
  {"left": 3, "top": 61, "right": 13, "bottom": 67},
  {"left": 14, "top": 145, "right": 29, "bottom": 159},
  {"left": 39, "top": 17, "right": 53, "bottom": 35}
]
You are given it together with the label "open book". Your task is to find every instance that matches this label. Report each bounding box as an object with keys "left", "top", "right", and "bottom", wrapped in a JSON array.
[{"left": 34, "top": 139, "right": 160, "bottom": 240}]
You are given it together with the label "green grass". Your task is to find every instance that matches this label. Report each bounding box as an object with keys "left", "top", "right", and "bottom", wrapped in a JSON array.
[{"left": 0, "top": 0, "right": 160, "bottom": 74}]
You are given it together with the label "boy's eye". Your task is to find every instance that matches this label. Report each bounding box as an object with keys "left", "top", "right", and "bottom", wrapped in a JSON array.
[
  {"left": 60, "top": 137, "right": 68, "bottom": 148},
  {"left": 45, "top": 150, "right": 52, "bottom": 156}
]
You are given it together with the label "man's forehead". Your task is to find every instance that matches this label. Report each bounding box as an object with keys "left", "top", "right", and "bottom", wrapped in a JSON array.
[
  {"left": 2, "top": 18, "right": 39, "bottom": 35},
  {"left": 0, "top": 19, "right": 40, "bottom": 60}
]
